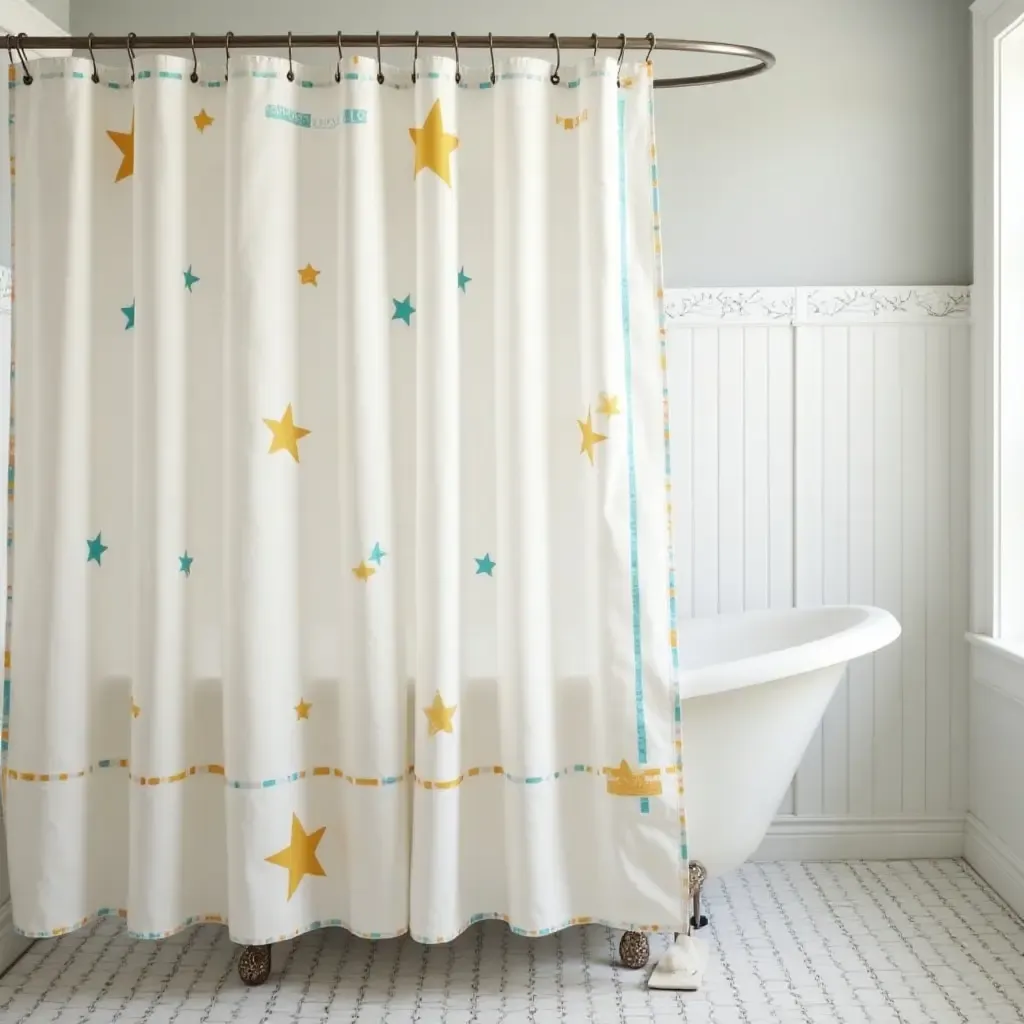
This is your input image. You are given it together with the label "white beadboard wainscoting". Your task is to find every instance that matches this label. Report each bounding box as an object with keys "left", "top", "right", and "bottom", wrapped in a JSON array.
[{"left": 664, "top": 285, "right": 971, "bottom": 860}]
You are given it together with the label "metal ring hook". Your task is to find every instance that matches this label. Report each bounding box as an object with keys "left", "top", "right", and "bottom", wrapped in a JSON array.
[
  {"left": 488, "top": 32, "right": 496, "bottom": 85},
  {"left": 286, "top": 31, "right": 294, "bottom": 82},
  {"left": 189, "top": 33, "right": 198, "bottom": 83},
  {"left": 88, "top": 33, "right": 99, "bottom": 83},
  {"left": 411, "top": 31, "right": 419, "bottom": 84},
  {"left": 224, "top": 31, "right": 233, "bottom": 82},
  {"left": 616, "top": 33, "right": 626, "bottom": 88},
  {"left": 645, "top": 33, "right": 656, "bottom": 63},
  {"left": 375, "top": 31, "right": 384, "bottom": 85},
  {"left": 15, "top": 33, "right": 30, "bottom": 85},
  {"left": 549, "top": 33, "right": 560, "bottom": 85},
  {"left": 335, "top": 31, "right": 343, "bottom": 83},
  {"left": 592, "top": 33, "right": 599, "bottom": 58},
  {"left": 126, "top": 33, "right": 136, "bottom": 83},
  {"left": 451, "top": 32, "right": 461, "bottom": 84}
]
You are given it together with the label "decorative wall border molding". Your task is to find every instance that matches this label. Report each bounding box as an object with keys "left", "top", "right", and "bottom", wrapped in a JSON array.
[{"left": 664, "top": 285, "right": 972, "bottom": 326}]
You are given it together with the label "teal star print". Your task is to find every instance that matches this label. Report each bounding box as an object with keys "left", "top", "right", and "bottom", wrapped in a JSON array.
[
  {"left": 179, "top": 551, "right": 193, "bottom": 577},
  {"left": 87, "top": 532, "right": 108, "bottom": 566},
  {"left": 369, "top": 542, "right": 387, "bottom": 565},
  {"left": 475, "top": 553, "right": 496, "bottom": 576},
  {"left": 392, "top": 295, "right": 415, "bottom": 325},
  {"left": 121, "top": 300, "right": 135, "bottom": 330},
  {"left": 457, "top": 266, "right": 471, "bottom": 292},
  {"left": 183, "top": 266, "right": 200, "bottom": 291}
]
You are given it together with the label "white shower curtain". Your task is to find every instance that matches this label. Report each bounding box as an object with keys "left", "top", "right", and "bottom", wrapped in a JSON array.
[{"left": 1, "top": 51, "right": 686, "bottom": 947}]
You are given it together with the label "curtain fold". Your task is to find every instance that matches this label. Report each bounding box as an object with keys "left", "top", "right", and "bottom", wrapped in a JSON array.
[{"left": 2, "top": 51, "right": 686, "bottom": 947}]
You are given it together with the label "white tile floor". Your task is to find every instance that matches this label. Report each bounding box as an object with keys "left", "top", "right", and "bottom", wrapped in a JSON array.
[{"left": 2, "top": 860, "right": 1024, "bottom": 1023}]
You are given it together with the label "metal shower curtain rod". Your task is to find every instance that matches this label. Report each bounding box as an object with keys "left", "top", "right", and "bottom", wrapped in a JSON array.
[{"left": 7, "top": 33, "right": 776, "bottom": 89}]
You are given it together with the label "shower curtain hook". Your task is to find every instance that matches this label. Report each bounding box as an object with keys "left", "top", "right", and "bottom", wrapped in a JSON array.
[
  {"left": 645, "top": 32, "right": 656, "bottom": 64},
  {"left": 286, "top": 31, "right": 295, "bottom": 82},
  {"left": 616, "top": 33, "right": 626, "bottom": 87},
  {"left": 15, "top": 33, "right": 30, "bottom": 85},
  {"left": 549, "top": 33, "right": 560, "bottom": 85},
  {"left": 411, "top": 31, "right": 419, "bottom": 84},
  {"left": 451, "top": 32, "right": 461, "bottom": 84},
  {"left": 335, "top": 31, "right": 343, "bottom": 83},
  {"left": 88, "top": 33, "right": 99, "bottom": 83},
  {"left": 592, "top": 32, "right": 599, "bottom": 57},
  {"left": 189, "top": 33, "right": 198, "bottom": 82},
  {"left": 375, "top": 31, "right": 384, "bottom": 85},
  {"left": 126, "top": 33, "right": 136, "bottom": 83},
  {"left": 224, "top": 30, "right": 233, "bottom": 82},
  {"left": 488, "top": 32, "right": 496, "bottom": 85}
]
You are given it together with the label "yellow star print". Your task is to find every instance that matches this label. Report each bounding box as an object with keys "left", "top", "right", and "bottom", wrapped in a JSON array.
[
  {"left": 298, "top": 263, "right": 320, "bottom": 286},
  {"left": 131, "top": 701, "right": 141, "bottom": 719},
  {"left": 106, "top": 112, "right": 135, "bottom": 183},
  {"left": 423, "top": 691, "right": 457, "bottom": 736},
  {"left": 409, "top": 99, "right": 459, "bottom": 187},
  {"left": 597, "top": 393, "right": 621, "bottom": 416},
  {"left": 263, "top": 404, "right": 311, "bottom": 462},
  {"left": 578, "top": 408, "right": 609, "bottom": 465},
  {"left": 295, "top": 698, "right": 312, "bottom": 720},
  {"left": 194, "top": 109, "right": 214, "bottom": 133},
  {"left": 352, "top": 561, "right": 376, "bottom": 582},
  {"left": 265, "top": 813, "right": 327, "bottom": 900}
]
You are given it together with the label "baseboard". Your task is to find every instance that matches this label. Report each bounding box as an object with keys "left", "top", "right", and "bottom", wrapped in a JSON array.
[
  {"left": 964, "top": 812, "right": 1024, "bottom": 919},
  {"left": 0, "top": 899, "right": 31, "bottom": 977},
  {"left": 753, "top": 814, "right": 966, "bottom": 861}
]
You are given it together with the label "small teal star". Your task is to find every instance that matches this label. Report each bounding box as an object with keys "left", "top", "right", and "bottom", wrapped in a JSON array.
[
  {"left": 369, "top": 542, "right": 387, "bottom": 565},
  {"left": 183, "top": 266, "right": 200, "bottom": 292},
  {"left": 475, "top": 553, "right": 496, "bottom": 576},
  {"left": 457, "top": 266, "right": 472, "bottom": 292},
  {"left": 179, "top": 551, "right": 193, "bottom": 577},
  {"left": 86, "top": 532, "right": 108, "bottom": 566},
  {"left": 121, "top": 300, "right": 135, "bottom": 330},
  {"left": 392, "top": 295, "right": 415, "bottom": 325}
]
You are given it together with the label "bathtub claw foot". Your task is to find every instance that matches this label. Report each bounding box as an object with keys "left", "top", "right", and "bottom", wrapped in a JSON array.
[
  {"left": 689, "top": 861, "right": 708, "bottom": 931},
  {"left": 237, "top": 944, "right": 271, "bottom": 986},
  {"left": 618, "top": 931, "right": 650, "bottom": 969}
]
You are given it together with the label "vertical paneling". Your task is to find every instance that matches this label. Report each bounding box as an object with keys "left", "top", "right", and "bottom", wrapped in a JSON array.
[
  {"left": 847, "top": 327, "right": 876, "bottom": 816},
  {"left": 666, "top": 287, "right": 969, "bottom": 826},
  {"left": 821, "top": 328, "right": 851, "bottom": 815}
]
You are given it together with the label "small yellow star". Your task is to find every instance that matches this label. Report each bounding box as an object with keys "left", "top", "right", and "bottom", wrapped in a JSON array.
[
  {"left": 263, "top": 403, "right": 311, "bottom": 462},
  {"left": 194, "top": 108, "right": 214, "bottom": 133},
  {"left": 597, "top": 392, "right": 621, "bottom": 417},
  {"left": 298, "top": 263, "right": 320, "bottom": 286},
  {"left": 295, "top": 698, "right": 312, "bottom": 720},
  {"left": 423, "top": 691, "right": 457, "bottom": 736},
  {"left": 578, "top": 408, "right": 609, "bottom": 465},
  {"left": 131, "top": 701, "right": 141, "bottom": 719},
  {"left": 265, "top": 813, "right": 327, "bottom": 901},
  {"left": 409, "top": 99, "right": 459, "bottom": 187},
  {"left": 106, "top": 112, "right": 135, "bottom": 183},
  {"left": 352, "top": 561, "right": 376, "bottom": 582}
]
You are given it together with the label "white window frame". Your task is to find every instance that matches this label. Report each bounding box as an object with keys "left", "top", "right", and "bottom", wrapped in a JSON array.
[{"left": 972, "top": 0, "right": 1024, "bottom": 645}]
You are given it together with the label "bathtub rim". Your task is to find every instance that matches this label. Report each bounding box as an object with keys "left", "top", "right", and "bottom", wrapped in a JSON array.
[{"left": 677, "top": 604, "right": 901, "bottom": 701}]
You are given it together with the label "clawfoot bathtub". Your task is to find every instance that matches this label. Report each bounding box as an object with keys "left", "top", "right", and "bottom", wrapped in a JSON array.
[
  {"left": 236, "top": 604, "right": 900, "bottom": 986},
  {"left": 619, "top": 603, "right": 901, "bottom": 970}
]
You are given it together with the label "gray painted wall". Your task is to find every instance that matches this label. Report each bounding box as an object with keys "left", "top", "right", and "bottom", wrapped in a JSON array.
[{"left": 65, "top": 0, "right": 972, "bottom": 287}]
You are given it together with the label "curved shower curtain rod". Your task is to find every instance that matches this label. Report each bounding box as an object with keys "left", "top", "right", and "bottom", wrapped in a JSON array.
[{"left": 7, "top": 33, "right": 776, "bottom": 89}]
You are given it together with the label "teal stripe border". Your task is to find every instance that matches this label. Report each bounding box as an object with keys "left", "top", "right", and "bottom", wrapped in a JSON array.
[{"left": 617, "top": 93, "right": 649, "bottom": 816}]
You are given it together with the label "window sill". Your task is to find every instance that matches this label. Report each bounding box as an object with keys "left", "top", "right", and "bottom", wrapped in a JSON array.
[{"left": 967, "top": 633, "right": 1024, "bottom": 706}]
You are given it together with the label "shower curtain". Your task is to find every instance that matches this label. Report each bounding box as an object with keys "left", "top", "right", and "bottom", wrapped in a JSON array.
[{"left": 1, "top": 50, "right": 686, "bottom": 947}]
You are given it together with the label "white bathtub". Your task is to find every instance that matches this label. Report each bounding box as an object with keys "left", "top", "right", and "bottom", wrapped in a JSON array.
[{"left": 679, "top": 604, "right": 901, "bottom": 880}]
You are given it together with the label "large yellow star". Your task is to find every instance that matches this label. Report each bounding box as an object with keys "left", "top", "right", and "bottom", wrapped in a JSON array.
[
  {"left": 409, "top": 100, "right": 459, "bottom": 187},
  {"left": 264, "top": 813, "right": 327, "bottom": 900},
  {"left": 194, "top": 108, "right": 214, "bottom": 133},
  {"left": 106, "top": 112, "right": 134, "bottom": 183},
  {"left": 298, "top": 263, "right": 320, "bottom": 286},
  {"left": 263, "top": 404, "right": 311, "bottom": 462},
  {"left": 294, "top": 698, "right": 312, "bottom": 720},
  {"left": 578, "top": 408, "right": 609, "bottom": 465},
  {"left": 352, "top": 561, "right": 376, "bottom": 582},
  {"left": 423, "top": 691, "right": 457, "bottom": 736}
]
